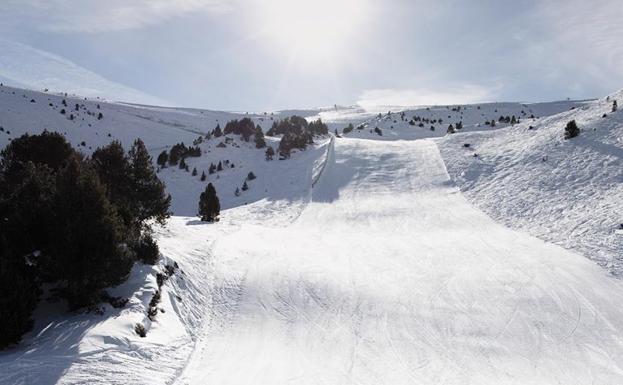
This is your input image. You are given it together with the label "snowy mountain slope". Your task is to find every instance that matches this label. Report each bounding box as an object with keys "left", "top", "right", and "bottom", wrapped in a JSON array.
[
  {"left": 438, "top": 91, "right": 623, "bottom": 274},
  {"left": 0, "top": 39, "right": 168, "bottom": 106},
  {"left": 312, "top": 100, "right": 590, "bottom": 139},
  {"left": 158, "top": 135, "right": 331, "bottom": 216},
  {"left": 172, "top": 138, "right": 623, "bottom": 385},
  {"left": 0, "top": 84, "right": 294, "bottom": 155},
  {"left": 0, "top": 84, "right": 335, "bottom": 215}
]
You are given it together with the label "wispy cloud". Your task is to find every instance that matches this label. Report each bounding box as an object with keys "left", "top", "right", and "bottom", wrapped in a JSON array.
[
  {"left": 0, "top": 0, "right": 233, "bottom": 33},
  {"left": 535, "top": 0, "right": 623, "bottom": 83},
  {"left": 357, "top": 84, "right": 499, "bottom": 108},
  {"left": 0, "top": 39, "right": 168, "bottom": 104}
]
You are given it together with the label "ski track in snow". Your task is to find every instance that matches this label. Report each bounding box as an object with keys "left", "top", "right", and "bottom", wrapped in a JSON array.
[{"left": 170, "top": 138, "right": 623, "bottom": 385}]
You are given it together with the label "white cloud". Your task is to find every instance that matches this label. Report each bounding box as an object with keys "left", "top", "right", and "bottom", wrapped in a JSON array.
[
  {"left": 0, "top": 39, "right": 168, "bottom": 105},
  {"left": 0, "top": 0, "right": 233, "bottom": 33},
  {"left": 357, "top": 84, "right": 499, "bottom": 108},
  {"left": 536, "top": 0, "right": 623, "bottom": 82}
]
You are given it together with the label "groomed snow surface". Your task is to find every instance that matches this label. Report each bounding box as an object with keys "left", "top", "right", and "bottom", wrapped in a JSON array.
[
  {"left": 172, "top": 138, "right": 623, "bottom": 385},
  {"left": 1, "top": 85, "right": 622, "bottom": 384}
]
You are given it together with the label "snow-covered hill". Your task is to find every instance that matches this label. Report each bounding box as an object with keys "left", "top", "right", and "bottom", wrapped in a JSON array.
[
  {"left": 316, "top": 99, "right": 590, "bottom": 139},
  {"left": 0, "top": 84, "right": 306, "bottom": 156},
  {"left": 438, "top": 91, "right": 623, "bottom": 275}
]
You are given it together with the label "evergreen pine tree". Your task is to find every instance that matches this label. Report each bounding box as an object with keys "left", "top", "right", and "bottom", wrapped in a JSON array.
[
  {"left": 235, "top": 187, "right": 241, "bottom": 196},
  {"left": 254, "top": 127, "right": 267, "bottom": 149},
  {"left": 128, "top": 139, "right": 171, "bottom": 226},
  {"left": 241, "top": 181, "right": 249, "bottom": 191},
  {"left": 247, "top": 171, "right": 256, "bottom": 180},
  {"left": 156, "top": 150, "right": 168, "bottom": 168},
  {"left": 0, "top": 232, "right": 39, "bottom": 348},
  {"left": 200, "top": 171, "right": 207, "bottom": 181},
  {"left": 217, "top": 161, "right": 223, "bottom": 171},
  {"left": 192, "top": 167, "right": 197, "bottom": 176},
  {"left": 46, "top": 156, "right": 133, "bottom": 309},
  {"left": 613, "top": 100, "right": 618, "bottom": 112},
  {"left": 198, "top": 183, "right": 220, "bottom": 221},
  {"left": 213, "top": 124, "right": 222, "bottom": 137}
]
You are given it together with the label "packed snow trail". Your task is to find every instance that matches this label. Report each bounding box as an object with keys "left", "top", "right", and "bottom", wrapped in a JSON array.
[{"left": 177, "top": 138, "right": 623, "bottom": 385}]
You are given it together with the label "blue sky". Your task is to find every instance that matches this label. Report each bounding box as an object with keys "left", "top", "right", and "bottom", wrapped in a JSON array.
[{"left": 0, "top": 0, "right": 621, "bottom": 110}]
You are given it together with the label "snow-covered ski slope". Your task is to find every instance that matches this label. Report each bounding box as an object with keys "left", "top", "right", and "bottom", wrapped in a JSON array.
[
  {"left": 439, "top": 91, "right": 623, "bottom": 274},
  {"left": 173, "top": 138, "right": 623, "bottom": 385},
  {"left": 1, "top": 83, "right": 623, "bottom": 384}
]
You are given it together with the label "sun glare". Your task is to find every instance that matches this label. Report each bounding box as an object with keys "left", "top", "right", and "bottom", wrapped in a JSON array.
[{"left": 251, "top": 0, "right": 370, "bottom": 63}]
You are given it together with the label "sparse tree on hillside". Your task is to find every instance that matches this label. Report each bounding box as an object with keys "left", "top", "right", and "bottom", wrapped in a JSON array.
[
  {"left": 241, "top": 181, "right": 249, "bottom": 191},
  {"left": 247, "top": 171, "right": 256, "bottom": 180},
  {"left": 217, "top": 161, "right": 223, "bottom": 171},
  {"left": 200, "top": 171, "right": 207, "bottom": 181},
  {"left": 613, "top": 100, "right": 618, "bottom": 112},
  {"left": 198, "top": 183, "right": 220, "bottom": 222},
  {"left": 255, "top": 127, "right": 266, "bottom": 149},
  {"left": 192, "top": 167, "right": 197, "bottom": 176},
  {"left": 213, "top": 124, "right": 222, "bottom": 138}
]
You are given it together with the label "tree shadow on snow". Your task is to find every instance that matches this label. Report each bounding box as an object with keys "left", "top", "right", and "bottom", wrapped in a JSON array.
[{"left": 0, "top": 263, "right": 158, "bottom": 385}]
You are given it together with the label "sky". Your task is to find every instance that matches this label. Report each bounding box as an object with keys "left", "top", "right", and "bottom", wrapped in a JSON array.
[{"left": 0, "top": 0, "right": 622, "bottom": 111}]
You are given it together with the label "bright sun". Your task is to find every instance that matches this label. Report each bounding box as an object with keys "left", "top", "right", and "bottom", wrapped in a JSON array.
[{"left": 251, "top": 0, "right": 370, "bottom": 63}]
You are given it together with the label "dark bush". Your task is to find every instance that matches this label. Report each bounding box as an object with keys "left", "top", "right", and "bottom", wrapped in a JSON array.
[
  {"left": 156, "top": 150, "right": 168, "bottom": 168},
  {"left": 132, "top": 233, "right": 160, "bottom": 265},
  {"left": 265, "top": 146, "right": 275, "bottom": 161},
  {"left": 135, "top": 323, "right": 146, "bottom": 337},
  {"left": 564, "top": 120, "right": 579, "bottom": 139}
]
